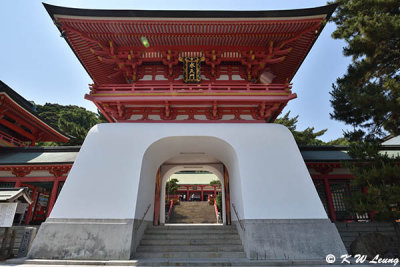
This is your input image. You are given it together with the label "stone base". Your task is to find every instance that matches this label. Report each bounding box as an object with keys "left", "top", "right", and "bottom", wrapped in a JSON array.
[
  {"left": 236, "top": 219, "right": 347, "bottom": 260},
  {"left": 28, "top": 219, "right": 135, "bottom": 260}
]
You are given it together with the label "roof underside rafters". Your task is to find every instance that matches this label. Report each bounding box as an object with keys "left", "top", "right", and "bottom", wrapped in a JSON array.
[
  {"left": 45, "top": 4, "right": 336, "bottom": 85},
  {"left": 0, "top": 82, "right": 69, "bottom": 144}
]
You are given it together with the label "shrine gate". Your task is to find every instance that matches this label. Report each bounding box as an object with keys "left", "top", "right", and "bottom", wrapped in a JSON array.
[{"left": 28, "top": 3, "right": 347, "bottom": 261}]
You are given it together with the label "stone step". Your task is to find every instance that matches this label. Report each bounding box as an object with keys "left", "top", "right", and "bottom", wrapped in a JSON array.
[
  {"left": 170, "top": 202, "right": 217, "bottom": 224},
  {"left": 136, "top": 251, "right": 247, "bottom": 259},
  {"left": 147, "top": 225, "right": 231, "bottom": 230},
  {"left": 137, "top": 244, "right": 244, "bottom": 252},
  {"left": 7, "top": 258, "right": 335, "bottom": 266},
  {"left": 141, "top": 233, "right": 240, "bottom": 240},
  {"left": 145, "top": 229, "right": 237, "bottom": 234},
  {"left": 140, "top": 238, "right": 242, "bottom": 246}
]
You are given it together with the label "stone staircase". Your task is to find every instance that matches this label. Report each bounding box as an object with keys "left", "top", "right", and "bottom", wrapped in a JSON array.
[
  {"left": 135, "top": 225, "right": 246, "bottom": 259},
  {"left": 169, "top": 201, "right": 217, "bottom": 224}
]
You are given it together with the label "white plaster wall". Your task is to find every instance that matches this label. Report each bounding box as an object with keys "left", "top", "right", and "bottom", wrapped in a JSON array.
[{"left": 50, "top": 123, "right": 327, "bottom": 221}]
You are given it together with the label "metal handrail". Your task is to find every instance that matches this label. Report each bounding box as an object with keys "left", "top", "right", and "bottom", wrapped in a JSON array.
[
  {"left": 166, "top": 200, "right": 174, "bottom": 223},
  {"left": 214, "top": 199, "right": 219, "bottom": 223},
  {"left": 232, "top": 203, "right": 245, "bottom": 232},
  {"left": 136, "top": 204, "right": 151, "bottom": 231}
]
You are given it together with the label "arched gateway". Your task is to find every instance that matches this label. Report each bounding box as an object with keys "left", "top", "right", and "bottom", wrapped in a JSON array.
[{"left": 29, "top": 3, "right": 346, "bottom": 262}]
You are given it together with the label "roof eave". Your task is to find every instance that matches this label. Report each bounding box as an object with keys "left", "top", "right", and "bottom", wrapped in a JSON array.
[{"left": 43, "top": 3, "right": 337, "bottom": 19}]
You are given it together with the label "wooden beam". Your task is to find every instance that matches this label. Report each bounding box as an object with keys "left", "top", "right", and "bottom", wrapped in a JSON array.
[{"left": 0, "top": 119, "right": 35, "bottom": 141}]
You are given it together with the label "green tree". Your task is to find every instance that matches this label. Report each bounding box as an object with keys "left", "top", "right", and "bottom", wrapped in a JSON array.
[
  {"left": 329, "top": 0, "right": 400, "bottom": 140},
  {"left": 275, "top": 111, "right": 327, "bottom": 145},
  {"left": 209, "top": 180, "right": 221, "bottom": 187},
  {"left": 330, "top": 1, "right": 400, "bottom": 222},
  {"left": 326, "top": 137, "right": 350, "bottom": 146},
  {"left": 345, "top": 142, "right": 400, "bottom": 221},
  {"left": 36, "top": 103, "right": 107, "bottom": 146},
  {"left": 215, "top": 193, "right": 222, "bottom": 212},
  {"left": 166, "top": 178, "right": 179, "bottom": 195}
]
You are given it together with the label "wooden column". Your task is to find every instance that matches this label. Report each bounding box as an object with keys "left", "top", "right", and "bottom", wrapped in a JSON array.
[
  {"left": 14, "top": 180, "right": 21, "bottom": 187},
  {"left": 153, "top": 168, "right": 161, "bottom": 225},
  {"left": 47, "top": 180, "right": 59, "bottom": 217},
  {"left": 324, "top": 178, "right": 336, "bottom": 222},
  {"left": 25, "top": 187, "right": 37, "bottom": 225},
  {"left": 223, "top": 166, "right": 231, "bottom": 225},
  {"left": 186, "top": 186, "right": 190, "bottom": 201},
  {"left": 201, "top": 186, "right": 204, "bottom": 201}
]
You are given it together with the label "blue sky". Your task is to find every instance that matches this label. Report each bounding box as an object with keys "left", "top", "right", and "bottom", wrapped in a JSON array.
[{"left": 0, "top": 0, "right": 352, "bottom": 142}]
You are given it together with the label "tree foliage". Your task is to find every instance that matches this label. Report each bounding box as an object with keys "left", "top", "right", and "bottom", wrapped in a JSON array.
[
  {"left": 329, "top": 0, "right": 400, "bottom": 140},
  {"left": 329, "top": 2, "right": 400, "bottom": 221},
  {"left": 166, "top": 178, "right": 179, "bottom": 195},
  {"left": 209, "top": 180, "right": 221, "bottom": 187},
  {"left": 326, "top": 137, "right": 350, "bottom": 146},
  {"left": 345, "top": 142, "right": 400, "bottom": 221},
  {"left": 275, "top": 111, "right": 327, "bottom": 145},
  {"left": 216, "top": 192, "right": 222, "bottom": 212},
  {"left": 36, "top": 103, "right": 108, "bottom": 146}
]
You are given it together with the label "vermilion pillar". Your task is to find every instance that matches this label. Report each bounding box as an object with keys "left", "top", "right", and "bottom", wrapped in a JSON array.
[
  {"left": 324, "top": 178, "right": 336, "bottom": 222},
  {"left": 186, "top": 187, "right": 190, "bottom": 201},
  {"left": 47, "top": 180, "right": 59, "bottom": 217},
  {"left": 153, "top": 168, "right": 161, "bottom": 225},
  {"left": 213, "top": 186, "right": 217, "bottom": 197},
  {"left": 223, "top": 166, "right": 231, "bottom": 225},
  {"left": 14, "top": 180, "right": 21, "bottom": 187},
  {"left": 201, "top": 186, "right": 204, "bottom": 201},
  {"left": 25, "top": 186, "right": 37, "bottom": 224}
]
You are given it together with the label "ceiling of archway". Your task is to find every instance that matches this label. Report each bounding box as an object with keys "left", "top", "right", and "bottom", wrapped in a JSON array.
[{"left": 164, "top": 154, "right": 221, "bottom": 165}]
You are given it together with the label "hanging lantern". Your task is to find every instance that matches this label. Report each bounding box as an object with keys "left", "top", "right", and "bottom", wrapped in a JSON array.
[{"left": 141, "top": 36, "right": 150, "bottom": 48}]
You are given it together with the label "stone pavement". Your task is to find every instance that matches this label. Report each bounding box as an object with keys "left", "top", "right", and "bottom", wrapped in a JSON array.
[{"left": 3, "top": 257, "right": 397, "bottom": 266}]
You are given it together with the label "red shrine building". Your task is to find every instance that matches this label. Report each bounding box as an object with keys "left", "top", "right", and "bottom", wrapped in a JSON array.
[
  {"left": 0, "top": 81, "right": 71, "bottom": 225},
  {"left": 0, "top": 4, "right": 399, "bottom": 261},
  {"left": 0, "top": 81, "right": 68, "bottom": 147}
]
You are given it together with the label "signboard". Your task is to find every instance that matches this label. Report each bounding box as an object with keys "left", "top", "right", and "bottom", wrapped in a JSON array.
[
  {"left": 0, "top": 203, "right": 17, "bottom": 227},
  {"left": 16, "top": 203, "right": 29, "bottom": 214},
  {"left": 180, "top": 57, "right": 203, "bottom": 83}
]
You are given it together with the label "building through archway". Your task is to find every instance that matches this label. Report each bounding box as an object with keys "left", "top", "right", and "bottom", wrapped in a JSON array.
[{"left": 158, "top": 161, "right": 228, "bottom": 225}]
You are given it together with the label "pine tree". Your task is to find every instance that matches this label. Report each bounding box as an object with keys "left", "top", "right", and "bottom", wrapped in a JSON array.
[
  {"left": 329, "top": 0, "right": 400, "bottom": 140},
  {"left": 346, "top": 142, "right": 400, "bottom": 221},
  {"left": 330, "top": 0, "right": 400, "bottom": 222},
  {"left": 275, "top": 111, "right": 327, "bottom": 145}
]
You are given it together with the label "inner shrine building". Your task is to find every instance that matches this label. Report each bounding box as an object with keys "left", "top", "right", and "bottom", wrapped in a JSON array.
[{"left": 25, "top": 3, "right": 352, "bottom": 262}]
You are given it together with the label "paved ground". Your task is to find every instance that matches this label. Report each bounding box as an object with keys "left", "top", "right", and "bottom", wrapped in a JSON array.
[{"left": 3, "top": 257, "right": 398, "bottom": 267}]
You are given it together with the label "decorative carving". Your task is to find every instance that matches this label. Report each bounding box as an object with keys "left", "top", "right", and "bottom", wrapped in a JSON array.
[
  {"left": 12, "top": 168, "right": 31, "bottom": 177},
  {"left": 253, "top": 103, "right": 281, "bottom": 120},
  {"left": 209, "top": 102, "right": 222, "bottom": 120},
  {"left": 49, "top": 166, "right": 71, "bottom": 178},
  {"left": 313, "top": 165, "right": 334, "bottom": 175},
  {"left": 162, "top": 50, "right": 179, "bottom": 77},
  {"left": 204, "top": 50, "right": 222, "bottom": 77}
]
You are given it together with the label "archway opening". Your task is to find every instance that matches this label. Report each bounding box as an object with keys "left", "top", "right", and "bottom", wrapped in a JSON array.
[
  {"left": 165, "top": 169, "right": 223, "bottom": 224},
  {"left": 153, "top": 153, "right": 231, "bottom": 226}
]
